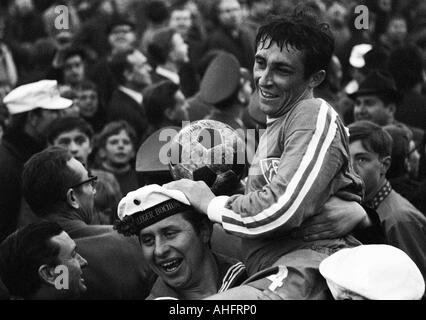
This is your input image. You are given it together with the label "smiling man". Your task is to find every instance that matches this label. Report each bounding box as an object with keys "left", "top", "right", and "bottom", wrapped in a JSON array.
[
  {"left": 20, "top": 146, "right": 156, "bottom": 299},
  {"left": 115, "top": 185, "right": 247, "bottom": 300},
  {"left": 165, "top": 13, "right": 367, "bottom": 299}
]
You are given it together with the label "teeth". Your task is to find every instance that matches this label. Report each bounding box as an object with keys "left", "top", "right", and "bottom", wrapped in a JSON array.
[
  {"left": 260, "top": 89, "right": 278, "bottom": 99},
  {"left": 160, "top": 259, "right": 181, "bottom": 272}
]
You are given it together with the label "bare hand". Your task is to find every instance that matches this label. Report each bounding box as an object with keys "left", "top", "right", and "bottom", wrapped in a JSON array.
[
  {"left": 163, "top": 179, "right": 215, "bottom": 214},
  {"left": 258, "top": 288, "right": 287, "bottom": 300},
  {"left": 291, "top": 196, "right": 368, "bottom": 241}
]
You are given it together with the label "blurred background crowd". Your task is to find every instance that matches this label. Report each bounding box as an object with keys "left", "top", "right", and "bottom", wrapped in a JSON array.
[{"left": 0, "top": 0, "right": 426, "bottom": 299}]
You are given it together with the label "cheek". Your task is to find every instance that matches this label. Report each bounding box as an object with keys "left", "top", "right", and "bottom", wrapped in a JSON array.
[
  {"left": 81, "top": 143, "right": 91, "bottom": 153},
  {"left": 141, "top": 246, "right": 154, "bottom": 262}
]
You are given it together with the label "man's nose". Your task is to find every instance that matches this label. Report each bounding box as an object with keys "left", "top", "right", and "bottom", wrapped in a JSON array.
[
  {"left": 258, "top": 69, "right": 273, "bottom": 87},
  {"left": 154, "top": 238, "right": 170, "bottom": 257},
  {"left": 77, "top": 253, "right": 88, "bottom": 268},
  {"left": 69, "top": 141, "right": 79, "bottom": 153}
]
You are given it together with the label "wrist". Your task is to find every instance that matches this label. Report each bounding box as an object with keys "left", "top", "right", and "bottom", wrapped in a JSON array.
[
  {"left": 207, "top": 196, "right": 229, "bottom": 224},
  {"left": 357, "top": 214, "right": 373, "bottom": 230}
]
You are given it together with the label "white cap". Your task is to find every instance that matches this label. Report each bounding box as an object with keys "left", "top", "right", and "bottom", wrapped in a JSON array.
[
  {"left": 3, "top": 80, "right": 73, "bottom": 115},
  {"left": 117, "top": 184, "right": 190, "bottom": 221},
  {"left": 349, "top": 44, "right": 372, "bottom": 68},
  {"left": 319, "top": 245, "right": 425, "bottom": 300}
]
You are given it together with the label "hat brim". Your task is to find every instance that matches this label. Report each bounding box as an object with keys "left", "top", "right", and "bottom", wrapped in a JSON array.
[
  {"left": 45, "top": 97, "right": 74, "bottom": 110},
  {"left": 136, "top": 126, "right": 180, "bottom": 173},
  {"left": 348, "top": 89, "right": 403, "bottom": 102}
]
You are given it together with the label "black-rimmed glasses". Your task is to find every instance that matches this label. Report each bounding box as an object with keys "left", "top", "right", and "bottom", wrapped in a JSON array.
[{"left": 70, "top": 176, "right": 98, "bottom": 189}]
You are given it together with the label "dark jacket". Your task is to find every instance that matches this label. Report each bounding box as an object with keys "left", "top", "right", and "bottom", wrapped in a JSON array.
[
  {"left": 0, "top": 131, "right": 45, "bottom": 242},
  {"left": 45, "top": 212, "right": 156, "bottom": 299},
  {"left": 107, "top": 88, "right": 148, "bottom": 144},
  {"left": 207, "top": 26, "right": 256, "bottom": 70}
]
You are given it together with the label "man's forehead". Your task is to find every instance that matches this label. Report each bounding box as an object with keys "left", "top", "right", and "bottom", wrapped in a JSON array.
[
  {"left": 56, "top": 129, "right": 88, "bottom": 140},
  {"left": 67, "top": 157, "right": 88, "bottom": 175},
  {"left": 65, "top": 55, "right": 83, "bottom": 63},
  {"left": 219, "top": 0, "right": 240, "bottom": 10},
  {"left": 356, "top": 94, "right": 381, "bottom": 100},
  {"left": 140, "top": 213, "right": 189, "bottom": 234},
  {"left": 51, "top": 231, "right": 75, "bottom": 250},
  {"left": 349, "top": 140, "right": 374, "bottom": 155},
  {"left": 256, "top": 40, "right": 304, "bottom": 64},
  {"left": 171, "top": 9, "right": 191, "bottom": 17}
]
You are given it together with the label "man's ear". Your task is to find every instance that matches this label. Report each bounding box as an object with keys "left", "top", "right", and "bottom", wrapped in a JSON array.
[
  {"left": 123, "top": 68, "right": 133, "bottom": 83},
  {"left": 66, "top": 188, "right": 80, "bottom": 209},
  {"left": 308, "top": 70, "right": 326, "bottom": 89},
  {"left": 381, "top": 156, "right": 392, "bottom": 175},
  {"left": 164, "top": 107, "right": 175, "bottom": 121},
  {"left": 27, "top": 110, "right": 39, "bottom": 127},
  {"left": 387, "top": 103, "right": 396, "bottom": 115},
  {"left": 88, "top": 142, "right": 93, "bottom": 156},
  {"left": 199, "top": 221, "right": 213, "bottom": 246},
  {"left": 98, "top": 148, "right": 106, "bottom": 160},
  {"left": 38, "top": 264, "right": 57, "bottom": 286}
]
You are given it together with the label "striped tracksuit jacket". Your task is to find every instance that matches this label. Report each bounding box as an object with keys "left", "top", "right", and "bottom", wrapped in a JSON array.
[{"left": 207, "top": 98, "right": 363, "bottom": 272}]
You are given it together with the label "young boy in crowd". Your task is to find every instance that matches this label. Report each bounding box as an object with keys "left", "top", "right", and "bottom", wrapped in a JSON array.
[
  {"left": 93, "top": 120, "right": 141, "bottom": 196},
  {"left": 76, "top": 81, "right": 107, "bottom": 133},
  {"left": 47, "top": 116, "right": 93, "bottom": 167},
  {"left": 47, "top": 116, "right": 122, "bottom": 224}
]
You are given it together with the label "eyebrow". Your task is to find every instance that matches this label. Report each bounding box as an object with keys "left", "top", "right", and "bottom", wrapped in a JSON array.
[
  {"left": 353, "top": 151, "right": 371, "bottom": 157},
  {"left": 254, "top": 53, "right": 294, "bottom": 70}
]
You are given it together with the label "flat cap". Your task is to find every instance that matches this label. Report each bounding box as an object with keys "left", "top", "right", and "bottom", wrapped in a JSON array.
[
  {"left": 3, "top": 80, "right": 72, "bottom": 115},
  {"left": 319, "top": 244, "right": 425, "bottom": 300}
]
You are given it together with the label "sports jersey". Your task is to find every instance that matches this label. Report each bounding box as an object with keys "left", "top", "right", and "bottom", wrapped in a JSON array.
[{"left": 207, "top": 98, "right": 363, "bottom": 274}]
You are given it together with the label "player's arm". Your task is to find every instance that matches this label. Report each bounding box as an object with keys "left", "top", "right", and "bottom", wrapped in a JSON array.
[{"left": 166, "top": 102, "right": 356, "bottom": 238}]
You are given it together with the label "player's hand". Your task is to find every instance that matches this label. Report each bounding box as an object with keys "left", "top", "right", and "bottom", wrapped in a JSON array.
[
  {"left": 291, "top": 196, "right": 368, "bottom": 241},
  {"left": 163, "top": 179, "right": 215, "bottom": 214},
  {"left": 258, "top": 288, "right": 287, "bottom": 300}
]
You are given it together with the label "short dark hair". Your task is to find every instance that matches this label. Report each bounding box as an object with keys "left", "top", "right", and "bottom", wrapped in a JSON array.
[
  {"left": 46, "top": 116, "right": 94, "bottom": 145},
  {"left": 22, "top": 147, "right": 81, "bottom": 217},
  {"left": 255, "top": 13, "right": 334, "bottom": 78},
  {"left": 144, "top": 80, "right": 180, "bottom": 125},
  {"left": 144, "top": 0, "right": 170, "bottom": 24},
  {"left": 0, "top": 222, "right": 63, "bottom": 299},
  {"left": 76, "top": 80, "right": 98, "bottom": 92},
  {"left": 388, "top": 45, "right": 424, "bottom": 91},
  {"left": 61, "top": 46, "right": 87, "bottom": 64},
  {"left": 383, "top": 124, "right": 411, "bottom": 178},
  {"left": 147, "top": 27, "right": 176, "bottom": 65},
  {"left": 94, "top": 120, "right": 137, "bottom": 150},
  {"left": 109, "top": 49, "right": 135, "bottom": 85},
  {"left": 180, "top": 210, "right": 212, "bottom": 239},
  {"left": 106, "top": 16, "right": 136, "bottom": 35},
  {"left": 348, "top": 120, "right": 393, "bottom": 159}
]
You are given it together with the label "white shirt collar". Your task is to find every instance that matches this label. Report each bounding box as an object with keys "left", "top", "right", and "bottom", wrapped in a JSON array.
[
  {"left": 155, "top": 66, "right": 180, "bottom": 85},
  {"left": 119, "top": 86, "right": 143, "bottom": 105}
]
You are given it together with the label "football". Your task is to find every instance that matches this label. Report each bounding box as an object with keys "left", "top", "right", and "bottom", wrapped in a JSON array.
[{"left": 169, "top": 120, "right": 246, "bottom": 195}]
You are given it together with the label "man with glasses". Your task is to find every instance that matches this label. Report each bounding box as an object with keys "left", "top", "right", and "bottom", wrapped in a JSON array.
[{"left": 20, "top": 146, "right": 156, "bottom": 299}]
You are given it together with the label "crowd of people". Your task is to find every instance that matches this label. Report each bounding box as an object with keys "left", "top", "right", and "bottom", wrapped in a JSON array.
[{"left": 0, "top": 0, "right": 425, "bottom": 300}]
